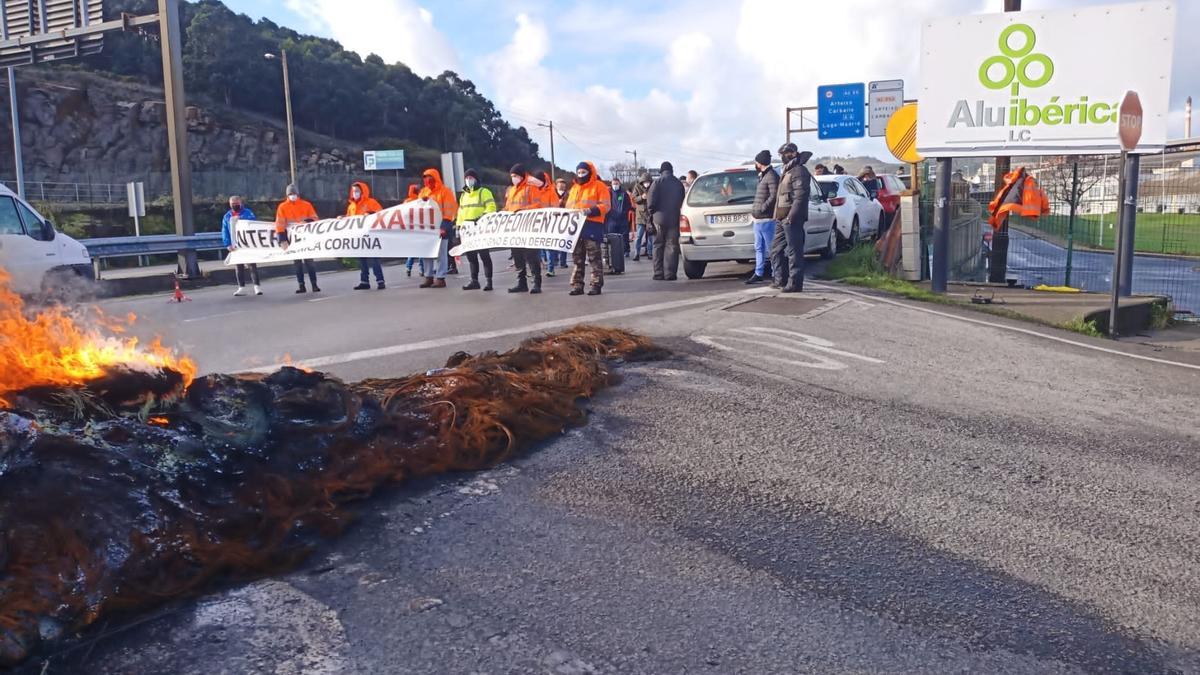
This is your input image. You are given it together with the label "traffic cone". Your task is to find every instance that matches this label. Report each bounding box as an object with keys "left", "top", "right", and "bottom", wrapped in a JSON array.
[{"left": 169, "top": 274, "right": 192, "bottom": 303}]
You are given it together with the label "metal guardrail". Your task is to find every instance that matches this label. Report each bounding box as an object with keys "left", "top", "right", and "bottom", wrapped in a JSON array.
[
  {"left": 83, "top": 233, "right": 224, "bottom": 257},
  {"left": 82, "top": 233, "right": 225, "bottom": 280}
]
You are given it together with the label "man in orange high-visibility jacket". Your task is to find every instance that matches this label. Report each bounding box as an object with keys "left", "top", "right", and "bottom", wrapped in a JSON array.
[
  {"left": 417, "top": 168, "right": 457, "bottom": 289},
  {"left": 504, "top": 163, "right": 552, "bottom": 295},
  {"left": 566, "top": 161, "right": 611, "bottom": 296},
  {"left": 346, "top": 180, "right": 386, "bottom": 291},
  {"left": 275, "top": 183, "right": 321, "bottom": 294}
]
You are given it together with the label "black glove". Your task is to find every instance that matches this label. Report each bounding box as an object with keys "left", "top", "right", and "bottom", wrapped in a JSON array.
[
  {"left": 276, "top": 230, "right": 289, "bottom": 245},
  {"left": 587, "top": 206, "right": 601, "bottom": 217}
]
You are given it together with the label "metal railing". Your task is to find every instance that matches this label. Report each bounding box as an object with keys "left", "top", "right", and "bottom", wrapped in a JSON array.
[
  {"left": 4, "top": 169, "right": 418, "bottom": 206},
  {"left": 2, "top": 180, "right": 128, "bottom": 204},
  {"left": 82, "top": 233, "right": 225, "bottom": 279}
]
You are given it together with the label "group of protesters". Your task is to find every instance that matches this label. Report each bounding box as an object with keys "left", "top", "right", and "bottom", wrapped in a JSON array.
[{"left": 222, "top": 158, "right": 694, "bottom": 298}]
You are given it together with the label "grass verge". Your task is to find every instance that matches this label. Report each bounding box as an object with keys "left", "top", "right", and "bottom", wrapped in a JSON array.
[
  {"left": 822, "top": 245, "right": 954, "bottom": 305},
  {"left": 821, "top": 244, "right": 1112, "bottom": 339},
  {"left": 1059, "top": 317, "right": 1104, "bottom": 338}
]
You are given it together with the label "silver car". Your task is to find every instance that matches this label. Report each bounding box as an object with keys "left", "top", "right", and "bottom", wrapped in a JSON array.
[{"left": 679, "top": 167, "right": 837, "bottom": 279}]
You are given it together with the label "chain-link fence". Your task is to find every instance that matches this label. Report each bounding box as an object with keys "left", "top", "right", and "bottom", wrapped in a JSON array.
[
  {"left": 916, "top": 151, "right": 1199, "bottom": 319},
  {"left": 1013, "top": 155, "right": 1200, "bottom": 318}
]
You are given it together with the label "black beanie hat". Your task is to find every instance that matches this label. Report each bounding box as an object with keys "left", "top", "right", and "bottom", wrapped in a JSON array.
[
  {"left": 754, "top": 150, "right": 771, "bottom": 166},
  {"left": 464, "top": 168, "right": 478, "bottom": 179},
  {"left": 660, "top": 161, "right": 674, "bottom": 173},
  {"left": 509, "top": 163, "right": 527, "bottom": 176}
]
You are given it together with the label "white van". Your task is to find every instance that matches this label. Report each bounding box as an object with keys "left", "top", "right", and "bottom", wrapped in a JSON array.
[{"left": 0, "top": 184, "right": 92, "bottom": 294}]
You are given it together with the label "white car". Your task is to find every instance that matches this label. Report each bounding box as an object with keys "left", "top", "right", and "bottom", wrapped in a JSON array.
[
  {"left": 0, "top": 184, "right": 92, "bottom": 295},
  {"left": 814, "top": 175, "right": 884, "bottom": 249},
  {"left": 678, "top": 167, "right": 837, "bottom": 279}
]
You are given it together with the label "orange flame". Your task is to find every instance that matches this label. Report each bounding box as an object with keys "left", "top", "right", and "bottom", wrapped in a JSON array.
[{"left": 0, "top": 268, "right": 197, "bottom": 406}]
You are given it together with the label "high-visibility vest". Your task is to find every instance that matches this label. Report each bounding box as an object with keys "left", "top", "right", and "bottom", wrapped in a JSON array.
[
  {"left": 988, "top": 168, "right": 1050, "bottom": 229},
  {"left": 458, "top": 187, "right": 497, "bottom": 223}
]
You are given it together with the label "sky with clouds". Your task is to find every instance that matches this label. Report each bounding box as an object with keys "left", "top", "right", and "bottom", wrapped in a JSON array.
[{"left": 226, "top": 0, "right": 1198, "bottom": 173}]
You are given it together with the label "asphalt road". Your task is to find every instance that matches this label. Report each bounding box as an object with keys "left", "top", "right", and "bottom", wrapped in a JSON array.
[
  {"left": 1007, "top": 229, "right": 1200, "bottom": 314},
  {"left": 23, "top": 258, "right": 1200, "bottom": 674}
]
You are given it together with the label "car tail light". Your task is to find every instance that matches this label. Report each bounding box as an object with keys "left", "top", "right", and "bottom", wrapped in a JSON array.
[
  {"left": 680, "top": 215, "right": 691, "bottom": 234},
  {"left": 829, "top": 197, "right": 846, "bottom": 206}
]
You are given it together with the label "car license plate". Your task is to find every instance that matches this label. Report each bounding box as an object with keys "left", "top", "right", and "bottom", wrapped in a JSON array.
[{"left": 707, "top": 213, "right": 748, "bottom": 225}]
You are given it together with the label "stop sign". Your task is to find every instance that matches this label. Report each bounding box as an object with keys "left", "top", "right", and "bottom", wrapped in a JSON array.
[{"left": 1118, "top": 90, "right": 1143, "bottom": 152}]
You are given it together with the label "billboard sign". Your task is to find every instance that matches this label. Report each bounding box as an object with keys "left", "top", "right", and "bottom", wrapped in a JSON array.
[
  {"left": 918, "top": 2, "right": 1175, "bottom": 157},
  {"left": 363, "top": 149, "right": 405, "bottom": 171},
  {"left": 0, "top": 0, "right": 105, "bottom": 68}
]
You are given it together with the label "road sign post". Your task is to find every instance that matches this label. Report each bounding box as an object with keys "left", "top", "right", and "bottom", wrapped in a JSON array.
[
  {"left": 817, "top": 83, "right": 865, "bottom": 140},
  {"left": 126, "top": 181, "right": 146, "bottom": 236},
  {"left": 1109, "top": 91, "right": 1144, "bottom": 337}
]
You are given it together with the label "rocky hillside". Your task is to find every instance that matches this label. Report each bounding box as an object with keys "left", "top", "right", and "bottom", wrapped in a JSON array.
[{"left": 0, "top": 69, "right": 444, "bottom": 202}]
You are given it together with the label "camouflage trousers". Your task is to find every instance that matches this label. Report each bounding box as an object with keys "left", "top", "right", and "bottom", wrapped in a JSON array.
[{"left": 570, "top": 239, "right": 604, "bottom": 290}]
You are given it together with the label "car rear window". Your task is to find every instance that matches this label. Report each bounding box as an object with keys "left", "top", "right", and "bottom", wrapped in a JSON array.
[
  {"left": 883, "top": 175, "right": 903, "bottom": 192},
  {"left": 688, "top": 171, "right": 758, "bottom": 207}
]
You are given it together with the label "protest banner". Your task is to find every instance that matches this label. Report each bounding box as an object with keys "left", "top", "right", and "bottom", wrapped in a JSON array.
[
  {"left": 449, "top": 208, "right": 587, "bottom": 257},
  {"left": 226, "top": 200, "right": 444, "bottom": 265}
]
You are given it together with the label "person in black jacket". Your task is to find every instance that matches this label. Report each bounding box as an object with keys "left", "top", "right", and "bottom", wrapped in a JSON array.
[
  {"left": 771, "top": 143, "right": 813, "bottom": 293},
  {"left": 747, "top": 150, "right": 779, "bottom": 285},
  {"left": 648, "top": 161, "right": 685, "bottom": 280}
]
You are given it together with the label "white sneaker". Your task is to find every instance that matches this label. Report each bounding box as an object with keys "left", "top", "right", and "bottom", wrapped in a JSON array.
[
  {"left": 233, "top": 287, "right": 246, "bottom": 297},
  {"left": 253, "top": 285, "right": 263, "bottom": 296}
]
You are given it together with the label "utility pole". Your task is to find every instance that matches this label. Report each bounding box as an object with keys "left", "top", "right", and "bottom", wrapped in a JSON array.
[
  {"left": 1187, "top": 96, "right": 1193, "bottom": 139},
  {"left": 538, "top": 121, "right": 556, "bottom": 182},
  {"left": 158, "top": 0, "right": 198, "bottom": 278},
  {"left": 265, "top": 50, "right": 297, "bottom": 186},
  {"left": 625, "top": 149, "right": 638, "bottom": 173},
  {"left": 988, "top": 0, "right": 1021, "bottom": 284},
  {"left": 7, "top": 68, "right": 23, "bottom": 199}
]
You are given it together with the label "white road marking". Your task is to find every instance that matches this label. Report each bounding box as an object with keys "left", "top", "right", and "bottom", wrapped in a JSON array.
[
  {"left": 691, "top": 326, "right": 885, "bottom": 371},
  {"left": 796, "top": 299, "right": 851, "bottom": 320},
  {"left": 182, "top": 310, "right": 248, "bottom": 323},
  {"left": 693, "top": 334, "right": 849, "bottom": 370},
  {"left": 810, "top": 281, "right": 1200, "bottom": 372},
  {"left": 308, "top": 294, "right": 345, "bottom": 303},
  {"left": 244, "top": 286, "right": 776, "bottom": 373},
  {"left": 732, "top": 326, "right": 885, "bottom": 363}
]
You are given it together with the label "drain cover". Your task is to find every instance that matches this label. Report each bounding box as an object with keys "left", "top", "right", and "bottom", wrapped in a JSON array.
[{"left": 723, "top": 296, "right": 827, "bottom": 316}]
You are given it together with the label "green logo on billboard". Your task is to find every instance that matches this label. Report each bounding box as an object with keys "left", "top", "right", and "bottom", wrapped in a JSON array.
[{"left": 978, "top": 23, "right": 1054, "bottom": 95}]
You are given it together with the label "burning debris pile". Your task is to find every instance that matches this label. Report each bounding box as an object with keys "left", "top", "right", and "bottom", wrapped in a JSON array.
[{"left": 0, "top": 274, "right": 665, "bottom": 667}]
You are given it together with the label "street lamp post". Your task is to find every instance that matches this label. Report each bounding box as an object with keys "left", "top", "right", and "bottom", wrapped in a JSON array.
[
  {"left": 265, "top": 50, "right": 297, "bottom": 186},
  {"left": 625, "top": 149, "right": 638, "bottom": 178}
]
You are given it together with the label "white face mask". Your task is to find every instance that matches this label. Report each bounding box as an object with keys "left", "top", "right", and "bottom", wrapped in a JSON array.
[
  {"left": 511, "top": 175, "right": 522, "bottom": 186},
  {"left": 528, "top": 176, "right": 544, "bottom": 188},
  {"left": 351, "top": 189, "right": 362, "bottom": 199},
  {"left": 466, "top": 178, "right": 477, "bottom": 189},
  {"left": 611, "top": 183, "right": 621, "bottom": 191},
  {"left": 287, "top": 194, "right": 298, "bottom": 202}
]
